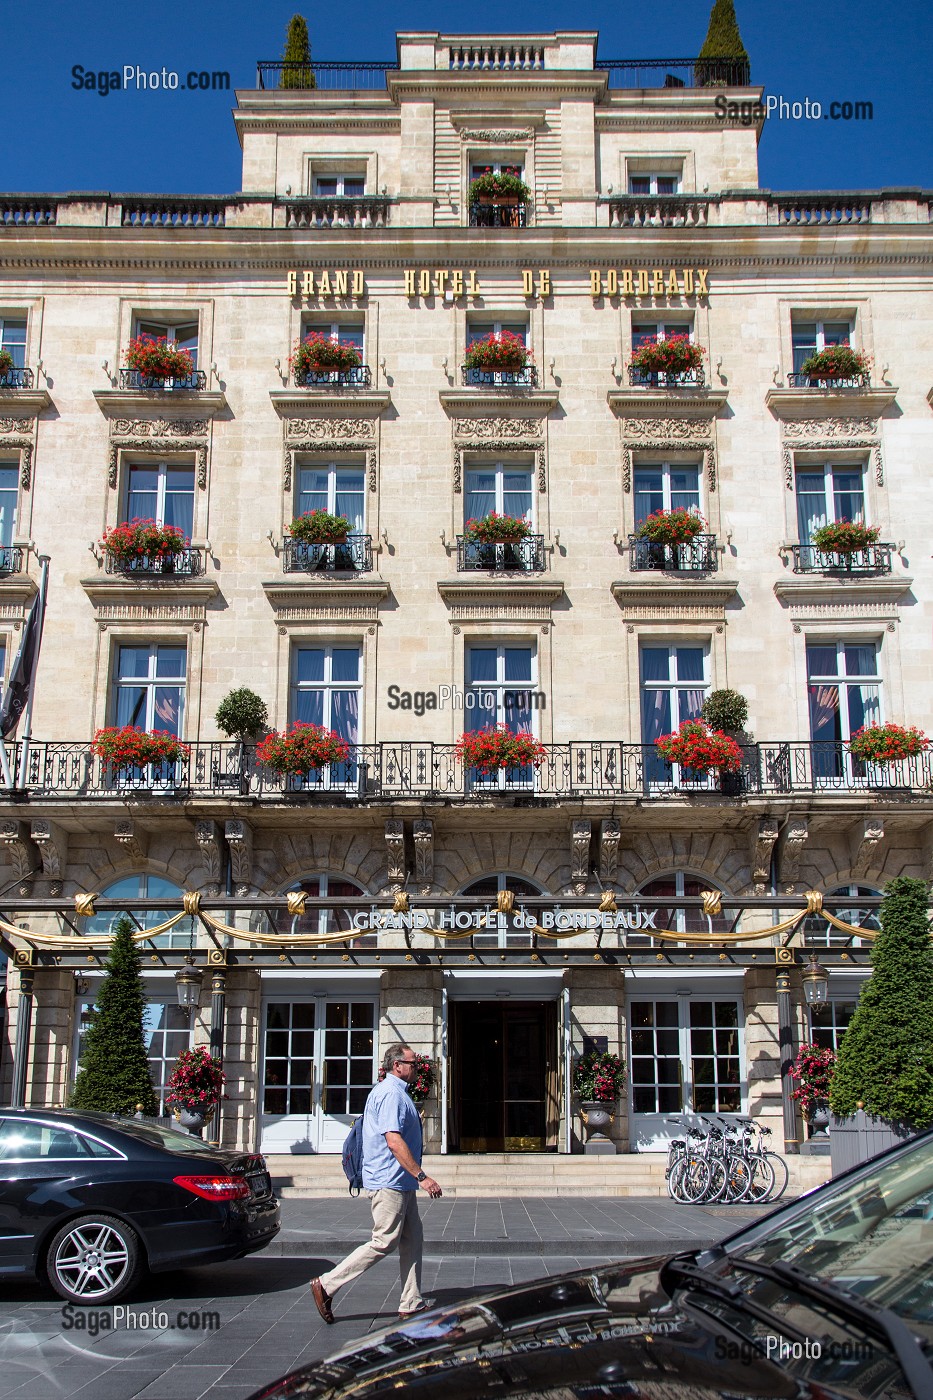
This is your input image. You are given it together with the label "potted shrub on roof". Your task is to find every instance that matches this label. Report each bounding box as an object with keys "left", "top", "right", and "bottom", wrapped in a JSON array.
[
  {"left": 256, "top": 722, "right": 351, "bottom": 777},
  {"left": 468, "top": 169, "right": 531, "bottom": 206},
  {"left": 289, "top": 509, "right": 351, "bottom": 546},
  {"left": 125, "top": 333, "right": 195, "bottom": 382},
  {"left": 292, "top": 333, "right": 362, "bottom": 379},
  {"left": 848, "top": 723, "right": 928, "bottom": 766},
  {"left": 101, "top": 518, "right": 188, "bottom": 570},
  {"left": 799, "top": 345, "right": 871, "bottom": 381},
  {"left": 456, "top": 725, "right": 547, "bottom": 774},
  {"left": 655, "top": 719, "right": 743, "bottom": 776},
  {"left": 811, "top": 520, "right": 879, "bottom": 554},
  {"left": 464, "top": 330, "right": 532, "bottom": 373},
  {"left": 630, "top": 335, "right": 705, "bottom": 379}
]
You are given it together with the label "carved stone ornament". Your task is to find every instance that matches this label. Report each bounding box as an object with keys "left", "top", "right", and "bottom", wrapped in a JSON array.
[
  {"left": 777, "top": 818, "right": 809, "bottom": 893},
  {"left": 114, "top": 819, "right": 148, "bottom": 862},
  {"left": 30, "top": 819, "right": 68, "bottom": 888},
  {"left": 0, "top": 819, "right": 40, "bottom": 894},
  {"left": 285, "top": 418, "right": 377, "bottom": 441},
  {"left": 108, "top": 431, "right": 208, "bottom": 490},
  {"left": 570, "top": 819, "right": 592, "bottom": 893},
  {"left": 750, "top": 816, "right": 779, "bottom": 888},
  {"left": 850, "top": 817, "right": 885, "bottom": 879},
  {"left": 225, "top": 819, "right": 253, "bottom": 895},
  {"left": 413, "top": 819, "right": 434, "bottom": 885},
  {"left": 385, "top": 819, "right": 405, "bottom": 887},
  {"left": 460, "top": 129, "right": 533, "bottom": 142},
  {"left": 195, "top": 820, "right": 223, "bottom": 895},
  {"left": 453, "top": 418, "right": 542, "bottom": 440},
  {"left": 620, "top": 419, "right": 715, "bottom": 492},
  {"left": 781, "top": 418, "right": 883, "bottom": 489},
  {"left": 0, "top": 437, "right": 34, "bottom": 489},
  {"left": 598, "top": 819, "right": 620, "bottom": 883}
]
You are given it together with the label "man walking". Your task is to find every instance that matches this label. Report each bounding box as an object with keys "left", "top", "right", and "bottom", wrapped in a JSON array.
[{"left": 310, "top": 1042, "right": 443, "bottom": 1325}]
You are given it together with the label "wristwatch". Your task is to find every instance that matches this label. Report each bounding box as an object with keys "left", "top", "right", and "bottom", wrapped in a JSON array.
[{"left": 416, "top": 1170, "right": 427, "bottom": 1182}]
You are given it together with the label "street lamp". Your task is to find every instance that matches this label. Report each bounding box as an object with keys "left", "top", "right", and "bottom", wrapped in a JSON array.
[
  {"left": 175, "top": 960, "right": 203, "bottom": 1010},
  {"left": 801, "top": 953, "right": 829, "bottom": 1014}
]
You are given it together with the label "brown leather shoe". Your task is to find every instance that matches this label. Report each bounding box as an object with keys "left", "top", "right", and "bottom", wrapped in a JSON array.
[{"left": 310, "top": 1277, "right": 335, "bottom": 1324}]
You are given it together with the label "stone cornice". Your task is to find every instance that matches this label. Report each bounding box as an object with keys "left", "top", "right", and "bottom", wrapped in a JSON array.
[
  {"left": 0, "top": 573, "right": 39, "bottom": 610},
  {"left": 765, "top": 386, "right": 898, "bottom": 421},
  {"left": 437, "top": 576, "right": 564, "bottom": 607},
  {"left": 80, "top": 574, "right": 220, "bottom": 607},
  {"left": 607, "top": 387, "right": 727, "bottom": 420},
  {"left": 262, "top": 577, "right": 390, "bottom": 622},
  {"left": 93, "top": 388, "right": 227, "bottom": 419},
  {"left": 439, "top": 388, "right": 558, "bottom": 417},
  {"left": 386, "top": 72, "right": 608, "bottom": 101},
  {"left": 448, "top": 110, "right": 548, "bottom": 131},
  {"left": 773, "top": 574, "right": 913, "bottom": 606},
  {"left": 0, "top": 389, "right": 52, "bottom": 417},
  {"left": 270, "top": 389, "right": 391, "bottom": 418},
  {"left": 611, "top": 577, "right": 740, "bottom": 611}
]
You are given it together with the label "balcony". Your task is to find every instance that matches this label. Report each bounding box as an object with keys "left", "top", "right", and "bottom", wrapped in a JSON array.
[
  {"left": 461, "top": 365, "right": 538, "bottom": 389},
  {"left": 628, "top": 365, "right": 705, "bottom": 389},
  {"left": 119, "top": 368, "right": 207, "bottom": 392},
  {"left": 469, "top": 201, "right": 528, "bottom": 229},
  {"left": 283, "top": 198, "right": 391, "bottom": 229},
  {"left": 8, "top": 739, "right": 933, "bottom": 802},
  {"left": 786, "top": 372, "right": 871, "bottom": 390},
  {"left": 628, "top": 535, "right": 718, "bottom": 573},
  {"left": 0, "top": 367, "right": 34, "bottom": 390},
  {"left": 295, "top": 365, "right": 372, "bottom": 389},
  {"left": 790, "top": 543, "right": 893, "bottom": 576},
  {"left": 104, "top": 548, "right": 204, "bottom": 578},
  {"left": 457, "top": 535, "right": 545, "bottom": 572},
  {"left": 282, "top": 535, "right": 373, "bottom": 573},
  {"left": 0, "top": 545, "right": 24, "bottom": 575},
  {"left": 608, "top": 196, "right": 710, "bottom": 229}
]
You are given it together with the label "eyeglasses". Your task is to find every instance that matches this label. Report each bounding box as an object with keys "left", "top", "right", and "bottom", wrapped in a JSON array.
[{"left": 396, "top": 1057, "right": 416, "bottom": 1066}]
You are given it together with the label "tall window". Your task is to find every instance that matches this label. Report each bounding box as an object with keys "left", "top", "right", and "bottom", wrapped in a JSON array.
[
  {"left": 114, "top": 644, "right": 186, "bottom": 735},
  {"left": 296, "top": 464, "right": 365, "bottom": 533},
  {"left": 83, "top": 874, "right": 195, "bottom": 951},
  {"left": 633, "top": 462, "right": 701, "bottom": 531},
  {"left": 466, "top": 319, "right": 528, "bottom": 347},
  {"left": 795, "top": 465, "right": 866, "bottom": 544},
  {"left": 631, "top": 322, "right": 693, "bottom": 352},
  {"left": 135, "top": 318, "right": 198, "bottom": 368},
  {"left": 0, "top": 465, "right": 18, "bottom": 548},
  {"left": 126, "top": 462, "right": 195, "bottom": 539},
  {"left": 301, "top": 320, "right": 365, "bottom": 359},
  {"left": 313, "top": 174, "right": 365, "bottom": 197},
  {"left": 629, "top": 173, "right": 680, "bottom": 195},
  {"left": 0, "top": 319, "right": 27, "bottom": 370},
  {"left": 792, "top": 320, "right": 850, "bottom": 376},
  {"left": 464, "top": 463, "right": 533, "bottom": 528},
  {"left": 291, "top": 646, "right": 361, "bottom": 742},
  {"left": 641, "top": 646, "right": 707, "bottom": 743},
  {"left": 807, "top": 642, "right": 880, "bottom": 747},
  {"left": 471, "top": 161, "right": 522, "bottom": 181},
  {"left": 466, "top": 645, "right": 536, "bottom": 733}
]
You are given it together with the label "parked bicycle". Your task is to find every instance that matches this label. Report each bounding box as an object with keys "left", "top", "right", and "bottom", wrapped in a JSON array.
[{"left": 665, "top": 1114, "right": 787, "bottom": 1204}]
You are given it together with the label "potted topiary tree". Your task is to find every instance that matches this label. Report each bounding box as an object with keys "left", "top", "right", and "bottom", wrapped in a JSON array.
[
  {"left": 215, "top": 687, "right": 268, "bottom": 792},
  {"left": 280, "top": 14, "right": 316, "bottom": 89},
  {"left": 695, "top": 0, "right": 750, "bottom": 86},
  {"left": 701, "top": 688, "right": 748, "bottom": 736},
  {"left": 828, "top": 876, "right": 933, "bottom": 1173}
]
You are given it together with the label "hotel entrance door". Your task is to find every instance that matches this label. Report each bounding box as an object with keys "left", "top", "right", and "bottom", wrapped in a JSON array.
[{"left": 449, "top": 1001, "right": 557, "bottom": 1152}]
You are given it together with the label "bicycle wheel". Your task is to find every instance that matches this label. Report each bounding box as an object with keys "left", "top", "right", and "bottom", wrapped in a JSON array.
[
  {"left": 764, "top": 1151, "right": 789, "bottom": 1201},
  {"left": 666, "top": 1155, "right": 686, "bottom": 1200},
  {"left": 680, "top": 1156, "right": 712, "bottom": 1203},
  {"left": 724, "top": 1154, "right": 752, "bottom": 1202},
  {"left": 745, "top": 1154, "right": 775, "bottom": 1203},
  {"left": 705, "top": 1157, "right": 728, "bottom": 1202}
]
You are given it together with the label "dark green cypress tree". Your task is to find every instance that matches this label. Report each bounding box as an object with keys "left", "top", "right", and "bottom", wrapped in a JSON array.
[
  {"left": 71, "top": 916, "right": 157, "bottom": 1115},
  {"left": 829, "top": 876, "right": 933, "bottom": 1129},
  {"left": 281, "top": 15, "right": 315, "bottom": 90},
  {"left": 696, "top": 0, "right": 750, "bottom": 85}
]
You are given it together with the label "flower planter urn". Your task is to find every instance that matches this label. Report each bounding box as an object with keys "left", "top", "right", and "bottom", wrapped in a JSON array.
[
  {"left": 579, "top": 1100, "right": 617, "bottom": 1155},
  {"left": 174, "top": 1105, "right": 215, "bottom": 1136}
]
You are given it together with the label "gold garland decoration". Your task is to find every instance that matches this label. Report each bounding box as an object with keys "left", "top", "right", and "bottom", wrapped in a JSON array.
[{"left": 0, "top": 893, "right": 193, "bottom": 948}]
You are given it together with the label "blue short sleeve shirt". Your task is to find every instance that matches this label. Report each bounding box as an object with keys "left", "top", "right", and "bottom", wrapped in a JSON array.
[{"left": 361, "top": 1073, "right": 423, "bottom": 1192}]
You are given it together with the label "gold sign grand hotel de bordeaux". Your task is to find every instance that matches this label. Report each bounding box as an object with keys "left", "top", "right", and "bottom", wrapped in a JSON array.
[{"left": 0, "top": 31, "right": 930, "bottom": 1191}]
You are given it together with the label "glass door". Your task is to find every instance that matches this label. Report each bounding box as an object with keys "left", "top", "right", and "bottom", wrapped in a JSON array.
[{"left": 628, "top": 995, "right": 744, "bottom": 1150}]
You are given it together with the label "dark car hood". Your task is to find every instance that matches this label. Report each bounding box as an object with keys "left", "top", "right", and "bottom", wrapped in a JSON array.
[{"left": 247, "top": 1257, "right": 880, "bottom": 1400}]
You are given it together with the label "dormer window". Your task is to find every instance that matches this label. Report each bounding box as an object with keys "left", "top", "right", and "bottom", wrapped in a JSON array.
[
  {"left": 629, "top": 174, "right": 680, "bottom": 195},
  {"left": 314, "top": 174, "right": 365, "bottom": 198}
]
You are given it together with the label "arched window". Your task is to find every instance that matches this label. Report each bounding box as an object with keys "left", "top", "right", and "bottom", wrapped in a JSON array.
[
  {"left": 804, "top": 883, "right": 880, "bottom": 948},
  {"left": 460, "top": 874, "right": 544, "bottom": 947},
  {"left": 84, "top": 874, "right": 194, "bottom": 950},
  {"left": 633, "top": 872, "right": 729, "bottom": 946},
  {"left": 271, "top": 874, "right": 372, "bottom": 946}
]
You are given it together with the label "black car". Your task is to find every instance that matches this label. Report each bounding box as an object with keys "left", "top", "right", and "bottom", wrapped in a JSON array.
[
  {"left": 250, "top": 1130, "right": 933, "bottom": 1400},
  {"left": 0, "top": 1108, "right": 280, "bottom": 1304}
]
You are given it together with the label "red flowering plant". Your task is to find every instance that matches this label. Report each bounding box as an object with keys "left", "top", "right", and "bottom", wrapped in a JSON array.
[
  {"left": 787, "top": 1042, "right": 836, "bottom": 1120},
  {"left": 165, "top": 1047, "right": 225, "bottom": 1115},
  {"left": 255, "top": 723, "right": 351, "bottom": 776},
  {"left": 572, "top": 1052, "right": 626, "bottom": 1103},
  {"left": 291, "top": 333, "right": 362, "bottom": 378},
  {"left": 655, "top": 719, "right": 743, "bottom": 774},
  {"left": 630, "top": 335, "right": 705, "bottom": 377},
  {"left": 456, "top": 725, "right": 548, "bottom": 774},
  {"left": 377, "top": 1053, "right": 435, "bottom": 1104},
  {"left": 289, "top": 509, "right": 351, "bottom": 545},
  {"left": 799, "top": 345, "right": 871, "bottom": 380},
  {"left": 468, "top": 168, "right": 531, "bottom": 202},
  {"left": 124, "top": 333, "right": 195, "bottom": 380},
  {"left": 0, "top": 349, "right": 14, "bottom": 378},
  {"left": 848, "top": 723, "right": 929, "bottom": 765},
  {"left": 463, "top": 330, "right": 532, "bottom": 372},
  {"left": 101, "top": 518, "right": 188, "bottom": 565},
  {"left": 637, "top": 509, "right": 706, "bottom": 546},
  {"left": 811, "top": 519, "right": 880, "bottom": 554},
  {"left": 91, "top": 726, "right": 190, "bottom": 769},
  {"left": 464, "top": 512, "right": 531, "bottom": 544}
]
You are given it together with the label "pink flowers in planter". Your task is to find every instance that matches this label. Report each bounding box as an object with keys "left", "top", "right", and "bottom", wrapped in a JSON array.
[
  {"left": 655, "top": 719, "right": 743, "bottom": 774},
  {"left": 255, "top": 723, "right": 351, "bottom": 776},
  {"left": 848, "top": 723, "right": 929, "bottom": 765},
  {"left": 456, "top": 725, "right": 547, "bottom": 773}
]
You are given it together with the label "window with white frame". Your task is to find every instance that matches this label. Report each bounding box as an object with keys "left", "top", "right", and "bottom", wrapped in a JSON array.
[
  {"left": 0, "top": 464, "right": 18, "bottom": 549},
  {"left": 640, "top": 646, "right": 708, "bottom": 778},
  {"left": 470, "top": 160, "right": 523, "bottom": 182},
  {"left": 125, "top": 461, "right": 195, "bottom": 538},
  {"left": 290, "top": 646, "right": 361, "bottom": 742},
  {"left": 809, "top": 998, "right": 858, "bottom": 1054},
  {"left": 460, "top": 873, "right": 542, "bottom": 948},
  {"left": 134, "top": 317, "right": 199, "bottom": 367},
  {"left": 795, "top": 464, "right": 866, "bottom": 544},
  {"left": 803, "top": 883, "right": 880, "bottom": 949},
  {"left": 300, "top": 319, "right": 365, "bottom": 360},
  {"left": 113, "top": 643, "right": 186, "bottom": 735},
  {"left": 465, "top": 645, "right": 538, "bottom": 734},
  {"left": 806, "top": 642, "right": 880, "bottom": 747},
  {"left": 791, "top": 319, "right": 851, "bottom": 376},
  {"left": 631, "top": 321, "right": 693, "bottom": 352},
  {"left": 632, "top": 462, "right": 702, "bottom": 532},
  {"left": 313, "top": 173, "right": 365, "bottom": 197},
  {"left": 464, "top": 461, "right": 534, "bottom": 530},
  {"left": 632, "top": 873, "right": 729, "bottom": 946},
  {"left": 296, "top": 463, "right": 366, "bottom": 533},
  {"left": 0, "top": 318, "right": 27, "bottom": 370},
  {"left": 466, "top": 318, "right": 528, "bottom": 348},
  {"left": 628, "top": 172, "right": 681, "bottom": 195},
  {"left": 82, "top": 874, "right": 196, "bottom": 952}
]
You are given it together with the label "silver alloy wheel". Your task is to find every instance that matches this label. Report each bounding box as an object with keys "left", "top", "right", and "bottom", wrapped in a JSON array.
[{"left": 52, "top": 1221, "right": 131, "bottom": 1300}]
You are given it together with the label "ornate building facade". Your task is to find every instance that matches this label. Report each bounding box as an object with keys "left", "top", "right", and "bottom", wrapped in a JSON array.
[{"left": 0, "top": 33, "right": 930, "bottom": 1172}]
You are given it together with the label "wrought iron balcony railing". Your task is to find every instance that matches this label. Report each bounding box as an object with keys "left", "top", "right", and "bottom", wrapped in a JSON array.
[
  {"left": 283, "top": 534, "right": 373, "bottom": 573},
  {"left": 0, "top": 367, "right": 34, "bottom": 389},
  {"left": 283, "top": 198, "right": 391, "bottom": 229},
  {"left": 627, "top": 364, "right": 705, "bottom": 388},
  {"left": 257, "top": 61, "right": 399, "bottom": 90},
  {"left": 469, "top": 201, "right": 528, "bottom": 228},
  {"left": 119, "top": 368, "right": 207, "bottom": 392},
  {"left": 461, "top": 364, "right": 538, "bottom": 388},
  {"left": 295, "top": 365, "right": 372, "bottom": 388},
  {"left": 457, "top": 535, "right": 545, "bottom": 572},
  {"left": 0, "top": 545, "right": 24, "bottom": 574},
  {"left": 790, "top": 543, "right": 893, "bottom": 575},
  {"left": 629, "top": 534, "right": 718, "bottom": 572},
  {"left": 103, "top": 548, "right": 204, "bottom": 578},
  {"left": 786, "top": 372, "right": 871, "bottom": 389},
  {"left": 8, "top": 739, "right": 932, "bottom": 802}
]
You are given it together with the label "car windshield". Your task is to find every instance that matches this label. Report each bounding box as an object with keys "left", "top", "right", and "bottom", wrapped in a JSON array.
[
  {"left": 729, "top": 1132, "right": 933, "bottom": 1343},
  {"left": 107, "top": 1119, "right": 227, "bottom": 1154}
]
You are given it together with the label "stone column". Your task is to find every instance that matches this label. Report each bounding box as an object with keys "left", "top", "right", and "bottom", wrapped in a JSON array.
[
  {"left": 743, "top": 965, "right": 784, "bottom": 1142},
  {"left": 379, "top": 967, "right": 443, "bottom": 1151},
  {"left": 223, "top": 967, "right": 261, "bottom": 1152},
  {"left": 564, "top": 965, "right": 626, "bottom": 1153},
  {"left": 776, "top": 960, "right": 801, "bottom": 1154},
  {"left": 208, "top": 965, "right": 227, "bottom": 1146},
  {"left": 11, "top": 964, "right": 35, "bottom": 1108}
]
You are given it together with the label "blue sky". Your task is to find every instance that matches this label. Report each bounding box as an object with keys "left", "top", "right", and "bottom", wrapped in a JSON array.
[{"left": 2, "top": 2, "right": 928, "bottom": 195}]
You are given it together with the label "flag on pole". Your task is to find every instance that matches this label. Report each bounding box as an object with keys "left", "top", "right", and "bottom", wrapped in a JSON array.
[{"left": 0, "top": 558, "right": 48, "bottom": 739}]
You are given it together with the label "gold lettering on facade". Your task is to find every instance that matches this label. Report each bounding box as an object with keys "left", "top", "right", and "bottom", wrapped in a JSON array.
[
  {"left": 318, "top": 270, "right": 332, "bottom": 297},
  {"left": 536, "top": 270, "right": 550, "bottom": 297},
  {"left": 652, "top": 269, "right": 665, "bottom": 296},
  {"left": 286, "top": 270, "right": 366, "bottom": 300},
  {"left": 287, "top": 270, "right": 297, "bottom": 296},
  {"left": 452, "top": 269, "right": 464, "bottom": 297},
  {"left": 335, "top": 270, "right": 348, "bottom": 296},
  {"left": 402, "top": 270, "right": 480, "bottom": 300},
  {"left": 302, "top": 270, "right": 314, "bottom": 297},
  {"left": 419, "top": 269, "right": 431, "bottom": 296},
  {"left": 667, "top": 270, "right": 680, "bottom": 297},
  {"left": 435, "top": 270, "right": 449, "bottom": 297},
  {"left": 523, "top": 269, "right": 535, "bottom": 296},
  {"left": 467, "top": 270, "right": 480, "bottom": 294},
  {"left": 588, "top": 268, "right": 711, "bottom": 300}
]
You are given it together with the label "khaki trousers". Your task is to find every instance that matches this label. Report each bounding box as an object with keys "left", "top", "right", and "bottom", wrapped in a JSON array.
[{"left": 319, "top": 1188, "right": 423, "bottom": 1312}]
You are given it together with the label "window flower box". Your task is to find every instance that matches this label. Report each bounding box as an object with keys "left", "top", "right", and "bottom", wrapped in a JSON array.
[
  {"left": 124, "top": 333, "right": 195, "bottom": 381},
  {"left": 289, "top": 510, "right": 351, "bottom": 546},
  {"left": 654, "top": 719, "right": 743, "bottom": 774},
  {"left": 463, "top": 330, "right": 532, "bottom": 373},
  {"left": 848, "top": 724, "right": 929, "bottom": 765},
  {"left": 255, "top": 722, "right": 351, "bottom": 776},
  {"left": 456, "top": 725, "right": 547, "bottom": 774},
  {"left": 101, "top": 519, "right": 189, "bottom": 568},
  {"left": 811, "top": 520, "right": 880, "bottom": 554},
  {"left": 636, "top": 508, "right": 707, "bottom": 547},
  {"left": 468, "top": 171, "right": 531, "bottom": 204},
  {"left": 629, "top": 335, "right": 705, "bottom": 377},
  {"left": 291, "top": 333, "right": 362, "bottom": 378},
  {"left": 464, "top": 512, "right": 531, "bottom": 545},
  {"left": 91, "top": 726, "right": 190, "bottom": 769},
  {"left": 799, "top": 346, "right": 871, "bottom": 380}
]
